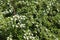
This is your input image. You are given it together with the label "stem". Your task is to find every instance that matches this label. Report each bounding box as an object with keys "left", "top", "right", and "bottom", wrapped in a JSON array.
[{"left": 10, "top": 0, "right": 16, "bottom": 15}]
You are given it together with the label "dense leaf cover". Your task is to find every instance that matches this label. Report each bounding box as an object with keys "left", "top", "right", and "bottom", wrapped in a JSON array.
[{"left": 0, "top": 0, "right": 60, "bottom": 40}]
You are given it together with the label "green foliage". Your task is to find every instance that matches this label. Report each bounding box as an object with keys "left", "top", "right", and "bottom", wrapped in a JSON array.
[{"left": 0, "top": 0, "right": 60, "bottom": 40}]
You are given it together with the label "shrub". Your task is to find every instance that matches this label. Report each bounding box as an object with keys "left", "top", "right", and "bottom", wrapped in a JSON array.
[{"left": 0, "top": 0, "right": 60, "bottom": 40}]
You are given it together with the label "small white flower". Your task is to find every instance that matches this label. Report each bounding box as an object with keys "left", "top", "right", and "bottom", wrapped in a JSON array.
[
  {"left": 49, "top": 3, "right": 51, "bottom": 6},
  {"left": 32, "top": 22, "right": 34, "bottom": 24},
  {"left": 51, "top": 3, "right": 54, "bottom": 5},
  {"left": 13, "top": 15, "right": 15, "bottom": 18},
  {"left": 20, "top": 17, "right": 23, "bottom": 19},
  {"left": 5, "top": 10, "right": 9, "bottom": 13},
  {"left": 35, "top": 25, "right": 38, "bottom": 27},
  {"left": 16, "top": 25, "right": 18, "bottom": 28},
  {"left": 56, "top": 3, "right": 59, "bottom": 5},
  {"left": 19, "top": 1, "right": 21, "bottom": 3},
  {"left": 49, "top": 34, "right": 52, "bottom": 37},
  {"left": 23, "top": 30, "right": 26, "bottom": 32},
  {"left": 43, "top": 10, "right": 45, "bottom": 12},
  {"left": 48, "top": 8, "right": 50, "bottom": 10},
  {"left": 22, "top": 1, "right": 24, "bottom": 2},
  {"left": 1, "top": 1, "right": 3, "bottom": 3},
  {"left": 24, "top": 34, "right": 26, "bottom": 36},
  {"left": 30, "top": 36, "right": 32, "bottom": 39},
  {"left": 0, "top": 26, "right": 2, "bottom": 29},
  {"left": 31, "top": 34, "right": 33, "bottom": 36},
  {"left": 22, "top": 16, "right": 26, "bottom": 18},
  {"left": 32, "top": 37, "right": 35, "bottom": 39},
  {"left": 23, "top": 36, "right": 26, "bottom": 39},
  {"left": 20, "top": 16, "right": 26, "bottom": 20},
  {"left": 45, "top": 28, "right": 48, "bottom": 31},
  {"left": 13, "top": 15, "right": 20, "bottom": 18},
  {"left": 47, "top": 11, "right": 49, "bottom": 13},
  {"left": 11, "top": 18, "right": 13, "bottom": 20},
  {"left": 7, "top": 37, "right": 12, "bottom": 40},
  {"left": 26, "top": 37, "right": 29, "bottom": 40},
  {"left": 34, "top": 1, "right": 38, "bottom": 4},
  {"left": 29, "top": 33, "right": 31, "bottom": 35},
  {"left": 7, "top": 35, "right": 12, "bottom": 40},
  {"left": 1, "top": 3, "right": 3, "bottom": 4},
  {"left": 53, "top": 35, "right": 56, "bottom": 38},
  {"left": 15, "top": 18, "right": 17, "bottom": 21},
  {"left": 57, "top": 9, "right": 59, "bottom": 12},
  {"left": 18, "top": 23, "right": 20, "bottom": 25},
  {"left": 7, "top": 3, "right": 10, "bottom": 5},
  {"left": 9, "top": 10, "right": 12, "bottom": 12},
  {"left": 12, "top": 25, "right": 14, "bottom": 27},
  {"left": 19, "top": 20, "right": 21, "bottom": 21},
  {"left": 21, "top": 16, "right": 26, "bottom": 20},
  {"left": 28, "top": 29, "right": 30, "bottom": 32},
  {"left": 20, "top": 24, "right": 25, "bottom": 28},
  {"left": 59, "top": 20, "right": 60, "bottom": 23},
  {"left": 7, "top": 37, "right": 9, "bottom": 40},
  {"left": 35, "top": 31, "right": 37, "bottom": 33},
  {"left": 47, "top": 6, "right": 49, "bottom": 8},
  {"left": 55, "top": 38, "right": 58, "bottom": 40}
]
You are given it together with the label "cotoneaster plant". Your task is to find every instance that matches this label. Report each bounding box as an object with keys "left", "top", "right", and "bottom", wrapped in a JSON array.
[{"left": 0, "top": 0, "right": 60, "bottom": 40}]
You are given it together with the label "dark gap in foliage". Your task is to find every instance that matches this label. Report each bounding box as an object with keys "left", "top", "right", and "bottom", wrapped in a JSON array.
[
  {"left": 51, "top": 19, "right": 60, "bottom": 29},
  {"left": 3, "top": 13, "right": 14, "bottom": 17},
  {"left": 47, "top": 16, "right": 52, "bottom": 22},
  {"left": 16, "top": 20, "right": 19, "bottom": 24},
  {"left": 29, "top": 23, "right": 36, "bottom": 31},
  {"left": 53, "top": 30, "right": 58, "bottom": 34},
  {"left": 57, "top": 0, "right": 60, "bottom": 3},
  {"left": 36, "top": 4, "right": 40, "bottom": 12},
  {"left": 42, "top": 21, "right": 48, "bottom": 27},
  {"left": 47, "top": 12, "right": 52, "bottom": 16},
  {"left": 42, "top": 2, "right": 47, "bottom": 10},
  {"left": 47, "top": 12, "right": 56, "bottom": 16},
  {"left": 52, "top": 5, "right": 58, "bottom": 16},
  {"left": 0, "top": 30, "right": 7, "bottom": 40},
  {"left": 54, "top": 22, "right": 60, "bottom": 29},
  {"left": 12, "top": 35, "right": 19, "bottom": 40},
  {"left": 47, "top": 5, "right": 58, "bottom": 16},
  {"left": 36, "top": 20, "right": 40, "bottom": 23},
  {"left": 37, "top": 30, "right": 41, "bottom": 38},
  {"left": 17, "top": 3, "right": 23, "bottom": 8},
  {"left": 29, "top": 23, "right": 37, "bottom": 36},
  {"left": 33, "top": 14, "right": 36, "bottom": 18},
  {"left": 17, "top": 2, "right": 26, "bottom": 8},
  {"left": 41, "top": 37, "right": 47, "bottom": 40},
  {"left": 19, "top": 9, "right": 28, "bottom": 15},
  {"left": 0, "top": 35, "right": 6, "bottom": 40}
]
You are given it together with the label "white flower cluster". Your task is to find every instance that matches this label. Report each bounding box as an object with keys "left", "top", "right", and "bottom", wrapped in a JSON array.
[
  {"left": 20, "top": 15, "right": 26, "bottom": 20},
  {"left": 12, "top": 15, "right": 26, "bottom": 20},
  {"left": 4, "top": 9, "right": 9, "bottom": 14},
  {"left": 12, "top": 23, "right": 26, "bottom": 28},
  {"left": 23, "top": 29, "right": 35, "bottom": 40},
  {"left": 7, "top": 35, "right": 12, "bottom": 40},
  {"left": 11, "top": 15, "right": 26, "bottom": 28},
  {"left": 12, "top": 15, "right": 21, "bottom": 20},
  {"left": 20, "top": 24, "right": 25, "bottom": 28},
  {"left": 7, "top": 37, "right": 12, "bottom": 40},
  {"left": 0, "top": 1, "right": 3, "bottom": 5},
  {"left": 3, "top": 9, "right": 13, "bottom": 15}
]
